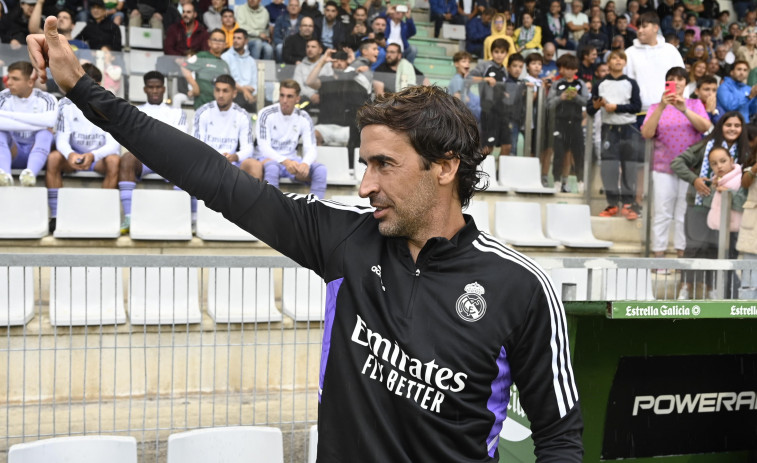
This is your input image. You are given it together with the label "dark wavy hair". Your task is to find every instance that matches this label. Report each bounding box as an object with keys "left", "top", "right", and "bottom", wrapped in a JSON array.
[
  {"left": 356, "top": 85, "right": 487, "bottom": 208},
  {"left": 704, "top": 111, "right": 750, "bottom": 163}
]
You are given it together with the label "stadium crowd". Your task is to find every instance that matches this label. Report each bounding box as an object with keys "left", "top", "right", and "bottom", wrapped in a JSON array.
[{"left": 2, "top": 0, "right": 757, "bottom": 297}]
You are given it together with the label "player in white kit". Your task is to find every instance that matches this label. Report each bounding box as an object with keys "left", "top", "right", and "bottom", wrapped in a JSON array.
[
  {"left": 0, "top": 61, "right": 58, "bottom": 187},
  {"left": 46, "top": 63, "right": 120, "bottom": 232},
  {"left": 256, "top": 79, "right": 327, "bottom": 198},
  {"left": 117, "top": 71, "right": 188, "bottom": 233}
]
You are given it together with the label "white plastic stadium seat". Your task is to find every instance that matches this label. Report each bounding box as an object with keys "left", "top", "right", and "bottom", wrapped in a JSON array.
[
  {"left": 128, "top": 74, "right": 146, "bottom": 103},
  {"left": 126, "top": 49, "right": 164, "bottom": 74},
  {"left": 166, "top": 426, "right": 283, "bottom": 463},
  {"left": 207, "top": 268, "right": 282, "bottom": 323},
  {"left": 545, "top": 204, "right": 613, "bottom": 248},
  {"left": 128, "top": 267, "right": 201, "bottom": 324},
  {"left": 441, "top": 23, "right": 466, "bottom": 40},
  {"left": 196, "top": 201, "right": 257, "bottom": 241},
  {"left": 603, "top": 268, "right": 655, "bottom": 301},
  {"left": 0, "top": 267, "right": 35, "bottom": 326},
  {"left": 49, "top": 267, "right": 126, "bottom": 326},
  {"left": 130, "top": 190, "right": 192, "bottom": 240},
  {"left": 0, "top": 187, "right": 48, "bottom": 239},
  {"left": 463, "top": 200, "right": 490, "bottom": 233},
  {"left": 477, "top": 155, "right": 507, "bottom": 192},
  {"left": 494, "top": 201, "right": 558, "bottom": 247},
  {"left": 308, "top": 425, "right": 318, "bottom": 463},
  {"left": 498, "top": 156, "right": 554, "bottom": 194},
  {"left": 53, "top": 188, "right": 121, "bottom": 238},
  {"left": 281, "top": 268, "right": 326, "bottom": 321},
  {"left": 317, "top": 146, "right": 356, "bottom": 186},
  {"left": 8, "top": 435, "right": 137, "bottom": 463},
  {"left": 128, "top": 26, "right": 164, "bottom": 49}
]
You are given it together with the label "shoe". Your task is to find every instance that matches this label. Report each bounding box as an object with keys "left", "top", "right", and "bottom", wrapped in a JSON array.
[
  {"left": 554, "top": 181, "right": 562, "bottom": 192},
  {"left": 577, "top": 181, "right": 585, "bottom": 193},
  {"left": 48, "top": 218, "right": 56, "bottom": 234},
  {"left": 621, "top": 203, "right": 640, "bottom": 220},
  {"left": 541, "top": 175, "right": 549, "bottom": 187},
  {"left": 19, "top": 168, "right": 36, "bottom": 187},
  {"left": 677, "top": 286, "right": 690, "bottom": 300},
  {"left": 561, "top": 183, "right": 570, "bottom": 193},
  {"left": 0, "top": 169, "right": 12, "bottom": 186},
  {"left": 120, "top": 216, "right": 130, "bottom": 235},
  {"left": 599, "top": 205, "right": 619, "bottom": 217}
]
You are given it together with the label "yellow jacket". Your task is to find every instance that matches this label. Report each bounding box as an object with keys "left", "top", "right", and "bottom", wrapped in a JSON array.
[{"left": 483, "top": 14, "right": 515, "bottom": 60}]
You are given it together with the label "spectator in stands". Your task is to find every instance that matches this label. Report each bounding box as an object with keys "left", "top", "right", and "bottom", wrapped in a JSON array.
[
  {"left": 577, "top": 45, "right": 598, "bottom": 84},
  {"left": 466, "top": 8, "right": 492, "bottom": 58},
  {"left": 542, "top": 0, "right": 573, "bottom": 51},
  {"left": 256, "top": 79, "right": 327, "bottom": 198},
  {"left": 679, "top": 28, "right": 696, "bottom": 57},
  {"left": 118, "top": 71, "right": 188, "bottom": 234},
  {"left": 164, "top": 2, "right": 209, "bottom": 56},
  {"left": 30, "top": 7, "right": 90, "bottom": 50},
  {"left": 483, "top": 12, "right": 515, "bottom": 61},
  {"left": 448, "top": 51, "right": 480, "bottom": 122},
  {"left": 641, "top": 66, "right": 711, "bottom": 262},
  {"left": 343, "top": 19, "right": 369, "bottom": 51},
  {"left": 203, "top": 0, "right": 225, "bottom": 30},
  {"left": 46, "top": 63, "right": 120, "bottom": 232},
  {"left": 181, "top": 28, "right": 231, "bottom": 108},
  {"left": 283, "top": 15, "right": 316, "bottom": 65},
  {"left": 736, "top": 29, "right": 757, "bottom": 69},
  {"left": 717, "top": 60, "right": 757, "bottom": 122},
  {"left": 299, "top": 0, "right": 322, "bottom": 22},
  {"left": 469, "top": 38, "right": 510, "bottom": 156},
  {"left": 236, "top": 0, "right": 273, "bottom": 60},
  {"left": 684, "top": 41, "right": 707, "bottom": 66},
  {"left": 588, "top": 50, "right": 642, "bottom": 219},
  {"left": 579, "top": 15, "right": 609, "bottom": 57},
  {"left": 547, "top": 53, "right": 590, "bottom": 192},
  {"left": 625, "top": 12, "right": 685, "bottom": 127},
  {"left": 195, "top": 74, "right": 261, "bottom": 182},
  {"left": 317, "top": 1, "right": 347, "bottom": 50},
  {"left": 430, "top": 0, "right": 463, "bottom": 38},
  {"left": 363, "top": 0, "right": 387, "bottom": 25},
  {"left": 684, "top": 13, "right": 701, "bottom": 40},
  {"left": 373, "top": 43, "right": 428, "bottom": 96},
  {"left": 294, "top": 38, "right": 332, "bottom": 105},
  {"left": 501, "top": 53, "right": 527, "bottom": 156},
  {"left": 352, "top": 6, "right": 368, "bottom": 28},
  {"left": 694, "top": 74, "right": 720, "bottom": 122},
  {"left": 516, "top": 0, "right": 541, "bottom": 28},
  {"left": 384, "top": 4, "right": 417, "bottom": 63},
  {"left": 274, "top": 0, "right": 302, "bottom": 62},
  {"left": 76, "top": 0, "right": 122, "bottom": 51},
  {"left": 664, "top": 12, "right": 686, "bottom": 42},
  {"left": 0, "top": 61, "right": 57, "bottom": 187},
  {"left": 336, "top": 0, "right": 353, "bottom": 24},
  {"left": 736, "top": 135, "right": 757, "bottom": 290},
  {"left": 370, "top": 15, "right": 387, "bottom": 39},
  {"left": 222, "top": 28, "right": 258, "bottom": 112},
  {"left": 684, "top": 59, "right": 706, "bottom": 96},
  {"left": 540, "top": 41, "right": 558, "bottom": 78},
  {"left": 306, "top": 49, "right": 371, "bottom": 149},
  {"left": 624, "top": 0, "right": 640, "bottom": 29},
  {"left": 128, "top": 0, "right": 166, "bottom": 32},
  {"left": 671, "top": 112, "right": 749, "bottom": 298},
  {"left": 514, "top": 11, "right": 542, "bottom": 54},
  {"left": 603, "top": 10, "right": 618, "bottom": 41},
  {"left": 0, "top": 0, "right": 45, "bottom": 47},
  {"left": 218, "top": 8, "right": 240, "bottom": 49},
  {"left": 657, "top": 0, "right": 678, "bottom": 22},
  {"left": 565, "top": 0, "right": 589, "bottom": 44},
  {"left": 350, "top": 38, "right": 379, "bottom": 81},
  {"left": 265, "top": 0, "right": 287, "bottom": 28}
]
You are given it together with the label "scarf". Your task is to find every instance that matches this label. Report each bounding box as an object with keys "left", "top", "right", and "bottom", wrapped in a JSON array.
[
  {"left": 547, "top": 14, "right": 563, "bottom": 35},
  {"left": 695, "top": 139, "right": 739, "bottom": 206},
  {"left": 518, "top": 26, "right": 535, "bottom": 47}
]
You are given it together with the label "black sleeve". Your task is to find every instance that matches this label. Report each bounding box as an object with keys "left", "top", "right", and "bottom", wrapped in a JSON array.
[
  {"left": 505, "top": 283, "right": 584, "bottom": 462},
  {"left": 66, "top": 75, "right": 362, "bottom": 276},
  {"left": 615, "top": 77, "right": 642, "bottom": 115},
  {"left": 586, "top": 79, "right": 600, "bottom": 116}
]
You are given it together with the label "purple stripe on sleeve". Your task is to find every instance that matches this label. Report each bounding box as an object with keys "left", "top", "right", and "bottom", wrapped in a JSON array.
[
  {"left": 319, "top": 278, "right": 343, "bottom": 403},
  {"left": 486, "top": 346, "right": 512, "bottom": 457}
]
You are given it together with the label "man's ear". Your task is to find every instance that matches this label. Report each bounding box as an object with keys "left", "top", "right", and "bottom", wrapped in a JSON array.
[{"left": 437, "top": 151, "right": 460, "bottom": 187}]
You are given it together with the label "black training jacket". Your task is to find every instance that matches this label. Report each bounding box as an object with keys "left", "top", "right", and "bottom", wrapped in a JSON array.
[{"left": 67, "top": 75, "right": 584, "bottom": 462}]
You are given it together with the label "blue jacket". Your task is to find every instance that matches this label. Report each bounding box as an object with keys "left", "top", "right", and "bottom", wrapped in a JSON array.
[
  {"left": 717, "top": 76, "right": 757, "bottom": 121},
  {"left": 465, "top": 17, "right": 490, "bottom": 53},
  {"left": 430, "top": 0, "right": 458, "bottom": 17},
  {"left": 383, "top": 17, "right": 416, "bottom": 52},
  {"left": 273, "top": 14, "right": 301, "bottom": 46}
]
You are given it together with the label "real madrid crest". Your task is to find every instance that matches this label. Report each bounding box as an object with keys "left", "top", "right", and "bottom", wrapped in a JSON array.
[{"left": 456, "top": 282, "right": 487, "bottom": 322}]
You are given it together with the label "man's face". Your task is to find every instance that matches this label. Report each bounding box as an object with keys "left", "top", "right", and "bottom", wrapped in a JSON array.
[
  {"left": 212, "top": 0, "right": 224, "bottom": 10},
  {"left": 278, "top": 86, "right": 300, "bottom": 114},
  {"left": 672, "top": 16, "right": 682, "bottom": 28},
  {"left": 358, "top": 125, "right": 440, "bottom": 240},
  {"left": 708, "top": 58, "right": 721, "bottom": 73},
  {"left": 90, "top": 5, "right": 106, "bottom": 21},
  {"left": 305, "top": 40, "right": 322, "bottom": 60},
  {"left": 362, "top": 43, "right": 379, "bottom": 62},
  {"left": 300, "top": 17, "right": 314, "bottom": 37},
  {"left": 20, "top": 3, "right": 34, "bottom": 17},
  {"left": 57, "top": 11, "right": 74, "bottom": 33},
  {"left": 508, "top": 60, "right": 524, "bottom": 78},
  {"left": 747, "top": 33, "right": 757, "bottom": 46},
  {"left": 571, "top": 1, "right": 582, "bottom": 13},
  {"left": 454, "top": 57, "right": 470, "bottom": 76},
  {"left": 324, "top": 5, "right": 337, "bottom": 21},
  {"left": 353, "top": 8, "right": 367, "bottom": 24},
  {"left": 716, "top": 46, "right": 727, "bottom": 60},
  {"left": 182, "top": 4, "right": 196, "bottom": 24},
  {"left": 222, "top": 11, "right": 235, "bottom": 27},
  {"left": 6, "top": 70, "right": 34, "bottom": 98},
  {"left": 332, "top": 58, "right": 348, "bottom": 71},
  {"left": 247, "top": 0, "right": 260, "bottom": 9},
  {"left": 732, "top": 63, "right": 750, "bottom": 83},
  {"left": 637, "top": 21, "right": 658, "bottom": 44},
  {"left": 233, "top": 32, "right": 246, "bottom": 50},
  {"left": 543, "top": 44, "right": 555, "bottom": 60},
  {"left": 391, "top": 8, "right": 404, "bottom": 22},
  {"left": 696, "top": 82, "right": 717, "bottom": 102},
  {"left": 287, "top": 0, "right": 300, "bottom": 15},
  {"left": 748, "top": 11, "right": 757, "bottom": 24},
  {"left": 683, "top": 33, "right": 694, "bottom": 45},
  {"left": 214, "top": 82, "right": 237, "bottom": 110},
  {"left": 491, "top": 48, "right": 507, "bottom": 65},
  {"left": 385, "top": 45, "right": 401, "bottom": 65},
  {"left": 608, "top": 54, "right": 625, "bottom": 72},
  {"left": 616, "top": 17, "right": 627, "bottom": 31},
  {"left": 208, "top": 32, "right": 226, "bottom": 55},
  {"left": 143, "top": 78, "right": 166, "bottom": 105},
  {"left": 584, "top": 48, "right": 597, "bottom": 64},
  {"left": 372, "top": 17, "right": 386, "bottom": 34},
  {"left": 730, "top": 23, "right": 741, "bottom": 36},
  {"left": 522, "top": 14, "right": 532, "bottom": 27},
  {"left": 595, "top": 63, "right": 608, "bottom": 79},
  {"left": 590, "top": 16, "right": 601, "bottom": 32}
]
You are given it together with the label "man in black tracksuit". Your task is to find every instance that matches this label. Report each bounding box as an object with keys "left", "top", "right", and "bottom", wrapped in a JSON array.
[{"left": 30, "top": 20, "right": 584, "bottom": 462}]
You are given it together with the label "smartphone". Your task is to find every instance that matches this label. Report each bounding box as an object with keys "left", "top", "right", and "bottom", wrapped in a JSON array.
[
  {"left": 665, "top": 81, "right": 676, "bottom": 96},
  {"left": 75, "top": 157, "right": 84, "bottom": 165},
  {"left": 396, "top": 4, "right": 408, "bottom": 12}
]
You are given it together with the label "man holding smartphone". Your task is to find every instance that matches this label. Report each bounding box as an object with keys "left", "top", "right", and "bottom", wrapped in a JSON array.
[{"left": 384, "top": 3, "right": 417, "bottom": 63}]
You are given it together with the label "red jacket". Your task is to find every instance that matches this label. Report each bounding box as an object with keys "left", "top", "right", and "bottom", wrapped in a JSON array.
[{"left": 164, "top": 20, "right": 210, "bottom": 56}]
